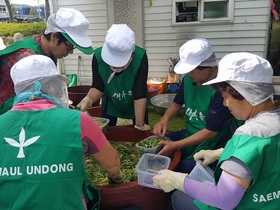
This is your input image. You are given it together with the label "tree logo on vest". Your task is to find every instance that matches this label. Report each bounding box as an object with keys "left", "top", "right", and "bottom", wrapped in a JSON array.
[{"left": 4, "top": 127, "right": 40, "bottom": 158}]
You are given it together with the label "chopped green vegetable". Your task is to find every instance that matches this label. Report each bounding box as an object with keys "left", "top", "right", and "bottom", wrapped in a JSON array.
[
  {"left": 137, "top": 139, "right": 160, "bottom": 148},
  {"left": 137, "top": 137, "right": 169, "bottom": 148},
  {"left": 85, "top": 141, "right": 141, "bottom": 186}
]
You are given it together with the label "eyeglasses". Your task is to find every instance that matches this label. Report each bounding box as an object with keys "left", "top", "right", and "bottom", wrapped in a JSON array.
[{"left": 63, "top": 41, "right": 76, "bottom": 51}]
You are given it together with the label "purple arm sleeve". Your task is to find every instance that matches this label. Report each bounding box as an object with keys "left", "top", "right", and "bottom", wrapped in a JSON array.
[{"left": 184, "top": 171, "right": 247, "bottom": 209}]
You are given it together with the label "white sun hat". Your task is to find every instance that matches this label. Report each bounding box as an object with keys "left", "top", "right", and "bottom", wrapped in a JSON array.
[
  {"left": 203, "top": 52, "right": 273, "bottom": 85},
  {"left": 174, "top": 38, "right": 217, "bottom": 74},
  {"left": 45, "top": 8, "right": 93, "bottom": 55},
  {"left": 11, "top": 55, "right": 71, "bottom": 108},
  {"left": 203, "top": 52, "right": 274, "bottom": 106},
  {"left": 101, "top": 24, "right": 135, "bottom": 67},
  {"left": 11, "top": 55, "right": 70, "bottom": 87}
]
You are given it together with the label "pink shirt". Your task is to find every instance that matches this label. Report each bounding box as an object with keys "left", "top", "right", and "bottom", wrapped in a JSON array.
[{"left": 12, "top": 100, "right": 106, "bottom": 154}]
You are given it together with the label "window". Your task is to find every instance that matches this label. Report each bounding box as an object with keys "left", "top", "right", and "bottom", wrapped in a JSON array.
[
  {"left": 0, "top": 7, "right": 6, "bottom": 14},
  {"left": 172, "top": 0, "right": 234, "bottom": 25}
]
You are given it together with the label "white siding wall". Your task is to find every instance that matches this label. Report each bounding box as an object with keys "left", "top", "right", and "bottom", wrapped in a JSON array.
[
  {"left": 144, "top": 0, "right": 271, "bottom": 77},
  {"left": 50, "top": 0, "right": 108, "bottom": 85},
  {"left": 51, "top": 0, "right": 271, "bottom": 81}
]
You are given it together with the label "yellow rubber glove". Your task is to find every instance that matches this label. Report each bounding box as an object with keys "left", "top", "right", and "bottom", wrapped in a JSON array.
[
  {"left": 152, "top": 169, "right": 188, "bottom": 192},
  {"left": 106, "top": 170, "right": 123, "bottom": 184},
  {"left": 193, "top": 148, "right": 223, "bottom": 167},
  {"left": 76, "top": 96, "right": 92, "bottom": 111},
  {"left": 134, "top": 124, "right": 151, "bottom": 131}
]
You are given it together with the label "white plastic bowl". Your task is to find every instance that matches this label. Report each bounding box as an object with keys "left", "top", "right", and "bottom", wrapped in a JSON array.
[
  {"left": 91, "top": 116, "right": 110, "bottom": 132},
  {"left": 136, "top": 135, "right": 168, "bottom": 154}
]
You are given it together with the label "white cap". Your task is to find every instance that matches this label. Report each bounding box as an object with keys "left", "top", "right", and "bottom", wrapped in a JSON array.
[
  {"left": 45, "top": 8, "right": 93, "bottom": 55},
  {"left": 101, "top": 24, "right": 135, "bottom": 67},
  {"left": 11, "top": 55, "right": 70, "bottom": 87},
  {"left": 0, "top": 37, "right": 6, "bottom": 51},
  {"left": 174, "top": 38, "right": 217, "bottom": 74},
  {"left": 203, "top": 52, "right": 273, "bottom": 85}
]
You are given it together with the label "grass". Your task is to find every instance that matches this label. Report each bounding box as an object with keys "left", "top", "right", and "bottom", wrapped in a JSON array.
[
  {"left": 148, "top": 106, "right": 186, "bottom": 132},
  {"left": 117, "top": 105, "right": 186, "bottom": 132}
]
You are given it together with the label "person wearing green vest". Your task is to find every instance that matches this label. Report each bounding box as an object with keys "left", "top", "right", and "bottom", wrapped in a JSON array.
[
  {"left": 76, "top": 24, "right": 151, "bottom": 131},
  {"left": 0, "top": 8, "right": 94, "bottom": 115},
  {"left": 153, "top": 52, "right": 280, "bottom": 209},
  {"left": 0, "top": 55, "right": 122, "bottom": 210},
  {"left": 153, "top": 38, "right": 242, "bottom": 173}
]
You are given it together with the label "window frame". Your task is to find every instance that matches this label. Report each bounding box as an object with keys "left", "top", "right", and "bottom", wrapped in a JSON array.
[{"left": 172, "top": 0, "right": 234, "bottom": 26}]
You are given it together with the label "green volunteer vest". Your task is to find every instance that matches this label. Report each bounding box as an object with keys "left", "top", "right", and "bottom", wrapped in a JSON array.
[
  {"left": 194, "top": 134, "right": 280, "bottom": 209},
  {"left": 180, "top": 76, "right": 222, "bottom": 159},
  {"left": 0, "top": 37, "right": 43, "bottom": 56},
  {"left": 0, "top": 108, "right": 87, "bottom": 209},
  {"left": 0, "top": 37, "right": 43, "bottom": 115},
  {"left": 94, "top": 46, "right": 146, "bottom": 119}
]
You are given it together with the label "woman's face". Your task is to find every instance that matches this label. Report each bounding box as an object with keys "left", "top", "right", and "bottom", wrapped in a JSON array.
[{"left": 221, "top": 91, "right": 252, "bottom": 120}]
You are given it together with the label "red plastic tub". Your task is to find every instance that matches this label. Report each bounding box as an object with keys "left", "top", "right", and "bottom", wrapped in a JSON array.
[
  {"left": 95, "top": 126, "right": 181, "bottom": 210},
  {"left": 147, "top": 84, "right": 161, "bottom": 99},
  {"left": 68, "top": 85, "right": 100, "bottom": 107}
]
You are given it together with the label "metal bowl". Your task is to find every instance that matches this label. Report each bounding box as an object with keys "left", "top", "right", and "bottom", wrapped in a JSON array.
[{"left": 150, "top": 93, "right": 185, "bottom": 115}]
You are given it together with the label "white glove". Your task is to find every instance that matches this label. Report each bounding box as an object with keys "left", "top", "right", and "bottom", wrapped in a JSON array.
[
  {"left": 76, "top": 96, "right": 92, "bottom": 111},
  {"left": 152, "top": 169, "right": 188, "bottom": 192},
  {"left": 106, "top": 170, "right": 123, "bottom": 184},
  {"left": 193, "top": 148, "right": 223, "bottom": 167},
  {"left": 134, "top": 124, "right": 151, "bottom": 131}
]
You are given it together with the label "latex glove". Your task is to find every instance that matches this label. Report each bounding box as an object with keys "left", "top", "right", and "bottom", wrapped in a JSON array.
[
  {"left": 193, "top": 148, "right": 223, "bottom": 167},
  {"left": 76, "top": 96, "right": 92, "bottom": 111},
  {"left": 107, "top": 170, "right": 123, "bottom": 184},
  {"left": 153, "top": 169, "right": 188, "bottom": 192},
  {"left": 134, "top": 124, "right": 151, "bottom": 131}
]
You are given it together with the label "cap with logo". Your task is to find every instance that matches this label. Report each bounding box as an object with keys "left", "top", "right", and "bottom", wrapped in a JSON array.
[
  {"left": 101, "top": 24, "right": 135, "bottom": 67},
  {"left": 174, "top": 38, "right": 217, "bottom": 74},
  {"left": 45, "top": 8, "right": 93, "bottom": 55}
]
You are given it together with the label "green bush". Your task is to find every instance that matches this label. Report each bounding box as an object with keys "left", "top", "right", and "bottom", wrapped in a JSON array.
[{"left": 0, "top": 22, "right": 46, "bottom": 37}]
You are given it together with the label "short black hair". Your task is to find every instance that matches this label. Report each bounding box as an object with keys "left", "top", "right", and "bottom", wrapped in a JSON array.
[{"left": 43, "top": 32, "right": 68, "bottom": 45}]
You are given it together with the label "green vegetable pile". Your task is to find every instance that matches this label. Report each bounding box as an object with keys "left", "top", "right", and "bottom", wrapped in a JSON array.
[
  {"left": 135, "top": 136, "right": 169, "bottom": 154},
  {"left": 85, "top": 141, "right": 141, "bottom": 186},
  {"left": 137, "top": 137, "right": 168, "bottom": 148},
  {"left": 93, "top": 118, "right": 105, "bottom": 127}
]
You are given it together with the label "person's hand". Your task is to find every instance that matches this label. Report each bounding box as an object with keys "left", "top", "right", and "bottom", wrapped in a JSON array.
[
  {"left": 157, "top": 140, "right": 178, "bottom": 156},
  {"left": 153, "top": 169, "right": 188, "bottom": 192},
  {"left": 193, "top": 148, "right": 223, "bottom": 167},
  {"left": 107, "top": 170, "right": 123, "bottom": 184},
  {"left": 153, "top": 120, "right": 168, "bottom": 137},
  {"left": 134, "top": 124, "right": 151, "bottom": 131},
  {"left": 76, "top": 96, "right": 92, "bottom": 111}
]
